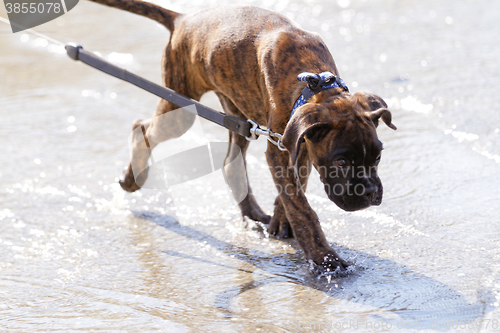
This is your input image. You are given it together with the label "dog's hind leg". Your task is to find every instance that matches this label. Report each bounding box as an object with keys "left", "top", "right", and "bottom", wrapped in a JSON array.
[
  {"left": 119, "top": 98, "right": 198, "bottom": 192},
  {"left": 216, "top": 93, "right": 271, "bottom": 224},
  {"left": 120, "top": 34, "right": 211, "bottom": 192},
  {"left": 225, "top": 131, "right": 271, "bottom": 224}
]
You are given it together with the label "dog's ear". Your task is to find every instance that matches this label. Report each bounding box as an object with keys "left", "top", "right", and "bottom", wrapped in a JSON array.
[
  {"left": 282, "top": 106, "right": 333, "bottom": 165},
  {"left": 365, "top": 108, "right": 397, "bottom": 130},
  {"left": 355, "top": 92, "right": 388, "bottom": 110},
  {"left": 354, "top": 92, "right": 397, "bottom": 130}
]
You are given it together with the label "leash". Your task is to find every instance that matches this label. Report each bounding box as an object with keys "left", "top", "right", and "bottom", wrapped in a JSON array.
[
  {"left": 0, "top": 16, "right": 273, "bottom": 142},
  {"left": 2, "top": 18, "right": 347, "bottom": 153},
  {"left": 1, "top": 16, "right": 339, "bottom": 153},
  {"left": 64, "top": 43, "right": 287, "bottom": 151}
]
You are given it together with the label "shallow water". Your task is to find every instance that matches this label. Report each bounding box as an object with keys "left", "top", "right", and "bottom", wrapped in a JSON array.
[{"left": 1, "top": 0, "right": 500, "bottom": 332}]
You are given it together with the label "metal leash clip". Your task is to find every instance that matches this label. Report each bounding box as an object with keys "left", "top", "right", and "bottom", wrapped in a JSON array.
[{"left": 246, "top": 119, "right": 287, "bottom": 151}]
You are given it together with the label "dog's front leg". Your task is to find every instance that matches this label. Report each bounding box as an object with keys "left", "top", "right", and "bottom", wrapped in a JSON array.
[
  {"left": 268, "top": 159, "right": 311, "bottom": 238},
  {"left": 265, "top": 142, "right": 350, "bottom": 271}
]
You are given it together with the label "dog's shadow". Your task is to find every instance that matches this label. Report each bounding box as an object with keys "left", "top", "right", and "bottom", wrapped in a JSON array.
[{"left": 134, "top": 211, "right": 493, "bottom": 330}]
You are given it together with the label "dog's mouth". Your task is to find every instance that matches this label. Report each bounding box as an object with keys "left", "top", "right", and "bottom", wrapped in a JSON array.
[{"left": 323, "top": 179, "right": 383, "bottom": 212}]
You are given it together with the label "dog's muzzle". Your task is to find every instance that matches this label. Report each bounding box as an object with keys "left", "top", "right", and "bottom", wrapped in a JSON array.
[{"left": 324, "top": 177, "right": 383, "bottom": 212}]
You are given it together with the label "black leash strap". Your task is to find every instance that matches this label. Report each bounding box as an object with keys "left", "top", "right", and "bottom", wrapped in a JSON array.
[{"left": 65, "top": 43, "right": 251, "bottom": 138}]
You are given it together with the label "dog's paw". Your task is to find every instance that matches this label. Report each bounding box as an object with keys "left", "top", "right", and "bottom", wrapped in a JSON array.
[
  {"left": 260, "top": 214, "right": 271, "bottom": 224},
  {"left": 240, "top": 198, "right": 271, "bottom": 224},
  {"left": 242, "top": 210, "right": 271, "bottom": 225},
  {"left": 119, "top": 173, "right": 141, "bottom": 193},
  {"left": 316, "top": 252, "right": 351, "bottom": 273},
  {"left": 323, "top": 256, "right": 350, "bottom": 271},
  {"left": 268, "top": 216, "right": 293, "bottom": 238}
]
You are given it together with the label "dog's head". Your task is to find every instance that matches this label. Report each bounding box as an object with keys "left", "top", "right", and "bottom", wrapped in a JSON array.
[{"left": 282, "top": 90, "right": 396, "bottom": 211}]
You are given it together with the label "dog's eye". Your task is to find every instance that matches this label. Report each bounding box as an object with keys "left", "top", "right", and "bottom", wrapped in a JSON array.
[
  {"left": 336, "top": 158, "right": 347, "bottom": 168},
  {"left": 375, "top": 155, "right": 381, "bottom": 164}
]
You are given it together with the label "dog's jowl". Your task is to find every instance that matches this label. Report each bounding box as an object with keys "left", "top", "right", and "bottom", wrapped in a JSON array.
[{"left": 90, "top": 0, "right": 397, "bottom": 271}]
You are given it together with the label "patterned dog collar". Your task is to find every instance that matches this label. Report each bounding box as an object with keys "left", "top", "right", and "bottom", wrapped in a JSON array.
[{"left": 291, "top": 71, "right": 349, "bottom": 118}]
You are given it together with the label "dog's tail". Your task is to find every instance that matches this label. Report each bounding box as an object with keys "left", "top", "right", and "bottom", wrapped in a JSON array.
[{"left": 88, "top": 0, "right": 181, "bottom": 33}]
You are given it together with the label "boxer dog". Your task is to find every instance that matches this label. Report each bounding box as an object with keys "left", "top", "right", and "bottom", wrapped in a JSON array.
[{"left": 89, "top": 0, "right": 396, "bottom": 271}]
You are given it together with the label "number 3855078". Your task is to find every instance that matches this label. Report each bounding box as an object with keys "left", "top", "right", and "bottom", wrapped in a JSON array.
[{"left": 5, "top": 2, "right": 62, "bottom": 14}]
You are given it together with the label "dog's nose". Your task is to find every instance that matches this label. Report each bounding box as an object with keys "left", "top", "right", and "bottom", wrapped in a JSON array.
[{"left": 364, "top": 185, "right": 378, "bottom": 198}]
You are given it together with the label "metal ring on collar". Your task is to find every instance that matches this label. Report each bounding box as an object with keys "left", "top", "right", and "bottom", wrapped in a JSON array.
[{"left": 246, "top": 119, "right": 287, "bottom": 151}]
